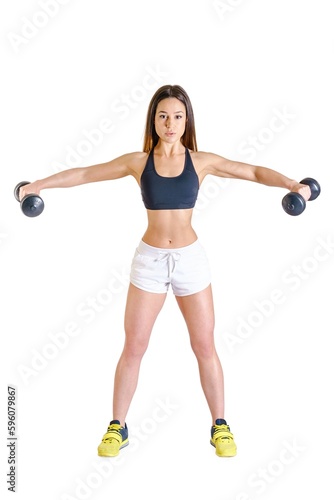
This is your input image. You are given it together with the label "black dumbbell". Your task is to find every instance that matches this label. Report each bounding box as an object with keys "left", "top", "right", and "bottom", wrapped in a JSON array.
[
  {"left": 282, "top": 177, "right": 321, "bottom": 216},
  {"left": 14, "top": 181, "right": 44, "bottom": 217}
]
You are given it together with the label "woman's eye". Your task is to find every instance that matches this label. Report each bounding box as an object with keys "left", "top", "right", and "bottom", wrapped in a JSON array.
[{"left": 158, "top": 114, "right": 183, "bottom": 120}]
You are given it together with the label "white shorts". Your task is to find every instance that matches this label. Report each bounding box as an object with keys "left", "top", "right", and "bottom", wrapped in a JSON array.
[{"left": 130, "top": 239, "right": 211, "bottom": 296}]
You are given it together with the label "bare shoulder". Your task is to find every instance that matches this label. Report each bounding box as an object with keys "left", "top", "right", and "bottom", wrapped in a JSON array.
[
  {"left": 119, "top": 151, "right": 148, "bottom": 169},
  {"left": 124, "top": 151, "right": 148, "bottom": 163},
  {"left": 119, "top": 151, "right": 149, "bottom": 180},
  {"left": 189, "top": 150, "right": 228, "bottom": 182}
]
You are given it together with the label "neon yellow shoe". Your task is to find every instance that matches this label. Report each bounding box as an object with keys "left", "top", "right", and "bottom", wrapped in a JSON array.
[
  {"left": 210, "top": 419, "right": 237, "bottom": 457},
  {"left": 97, "top": 420, "right": 129, "bottom": 457}
]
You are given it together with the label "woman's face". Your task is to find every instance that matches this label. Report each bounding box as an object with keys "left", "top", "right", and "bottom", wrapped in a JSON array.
[{"left": 154, "top": 98, "right": 187, "bottom": 145}]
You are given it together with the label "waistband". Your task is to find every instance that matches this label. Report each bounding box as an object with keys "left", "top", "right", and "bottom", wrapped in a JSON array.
[
  {"left": 137, "top": 239, "right": 202, "bottom": 257},
  {"left": 137, "top": 239, "right": 203, "bottom": 278}
]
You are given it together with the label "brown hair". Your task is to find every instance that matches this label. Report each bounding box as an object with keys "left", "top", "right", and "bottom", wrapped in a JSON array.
[{"left": 143, "top": 85, "right": 198, "bottom": 153}]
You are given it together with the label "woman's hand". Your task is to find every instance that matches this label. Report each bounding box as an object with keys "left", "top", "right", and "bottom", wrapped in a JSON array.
[
  {"left": 290, "top": 182, "right": 311, "bottom": 201},
  {"left": 19, "top": 181, "right": 41, "bottom": 201}
]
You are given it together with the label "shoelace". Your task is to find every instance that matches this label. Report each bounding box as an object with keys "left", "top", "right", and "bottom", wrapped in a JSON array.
[
  {"left": 213, "top": 424, "right": 233, "bottom": 442},
  {"left": 103, "top": 424, "right": 122, "bottom": 443}
]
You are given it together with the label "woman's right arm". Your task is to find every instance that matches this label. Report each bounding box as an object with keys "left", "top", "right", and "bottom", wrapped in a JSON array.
[{"left": 19, "top": 152, "right": 143, "bottom": 200}]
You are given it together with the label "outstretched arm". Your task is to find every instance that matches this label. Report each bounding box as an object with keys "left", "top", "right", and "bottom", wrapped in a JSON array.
[
  {"left": 18, "top": 153, "right": 141, "bottom": 201},
  {"left": 203, "top": 153, "right": 311, "bottom": 200}
]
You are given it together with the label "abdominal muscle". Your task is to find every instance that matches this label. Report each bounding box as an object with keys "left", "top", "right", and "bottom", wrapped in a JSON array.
[{"left": 141, "top": 209, "right": 198, "bottom": 249}]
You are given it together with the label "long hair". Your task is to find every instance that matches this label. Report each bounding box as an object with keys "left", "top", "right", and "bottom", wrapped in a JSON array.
[{"left": 143, "top": 85, "right": 198, "bottom": 153}]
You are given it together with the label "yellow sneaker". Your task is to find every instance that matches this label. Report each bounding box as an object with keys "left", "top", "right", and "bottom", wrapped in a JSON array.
[
  {"left": 210, "top": 419, "right": 237, "bottom": 457},
  {"left": 97, "top": 420, "right": 129, "bottom": 457}
]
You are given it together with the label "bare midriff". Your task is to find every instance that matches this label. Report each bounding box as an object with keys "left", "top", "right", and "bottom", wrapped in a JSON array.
[{"left": 141, "top": 209, "right": 198, "bottom": 249}]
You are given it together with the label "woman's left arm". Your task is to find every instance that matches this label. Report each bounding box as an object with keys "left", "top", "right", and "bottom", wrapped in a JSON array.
[{"left": 203, "top": 153, "right": 311, "bottom": 200}]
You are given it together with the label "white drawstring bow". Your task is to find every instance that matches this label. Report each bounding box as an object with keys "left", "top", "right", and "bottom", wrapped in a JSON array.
[{"left": 156, "top": 251, "right": 181, "bottom": 278}]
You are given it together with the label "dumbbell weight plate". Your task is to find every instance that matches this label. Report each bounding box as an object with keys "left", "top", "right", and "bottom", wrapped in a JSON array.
[
  {"left": 14, "top": 181, "right": 30, "bottom": 202},
  {"left": 21, "top": 195, "right": 44, "bottom": 217},
  {"left": 282, "top": 192, "right": 306, "bottom": 216}
]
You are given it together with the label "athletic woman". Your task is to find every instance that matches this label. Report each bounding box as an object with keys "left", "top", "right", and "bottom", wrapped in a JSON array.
[{"left": 19, "top": 85, "right": 311, "bottom": 457}]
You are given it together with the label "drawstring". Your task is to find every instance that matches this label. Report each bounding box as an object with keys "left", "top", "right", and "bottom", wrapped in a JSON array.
[{"left": 157, "top": 251, "right": 181, "bottom": 278}]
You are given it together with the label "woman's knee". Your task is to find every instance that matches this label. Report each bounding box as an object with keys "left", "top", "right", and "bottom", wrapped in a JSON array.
[
  {"left": 190, "top": 336, "right": 216, "bottom": 360},
  {"left": 122, "top": 330, "right": 150, "bottom": 359}
]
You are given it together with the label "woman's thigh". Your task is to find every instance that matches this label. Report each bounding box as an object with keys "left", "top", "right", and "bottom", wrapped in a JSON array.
[
  {"left": 175, "top": 285, "right": 215, "bottom": 356},
  {"left": 123, "top": 283, "right": 167, "bottom": 353}
]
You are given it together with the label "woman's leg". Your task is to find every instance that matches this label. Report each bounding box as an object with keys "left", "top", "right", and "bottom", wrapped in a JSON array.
[
  {"left": 112, "top": 283, "right": 167, "bottom": 426},
  {"left": 175, "top": 285, "right": 225, "bottom": 424}
]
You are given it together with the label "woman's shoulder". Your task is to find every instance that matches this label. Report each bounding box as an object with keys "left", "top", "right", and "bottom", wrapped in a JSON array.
[
  {"left": 189, "top": 150, "right": 218, "bottom": 159},
  {"left": 119, "top": 151, "right": 149, "bottom": 169},
  {"left": 114, "top": 151, "right": 149, "bottom": 180},
  {"left": 188, "top": 150, "right": 218, "bottom": 168},
  {"left": 122, "top": 151, "right": 149, "bottom": 161},
  {"left": 188, "top": 150, "right": 229, "bottom": 181}
]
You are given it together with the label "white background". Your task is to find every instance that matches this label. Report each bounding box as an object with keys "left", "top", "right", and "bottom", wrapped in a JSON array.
[{"left": 1, "top": 0, "right": 333, "bottom": 499}]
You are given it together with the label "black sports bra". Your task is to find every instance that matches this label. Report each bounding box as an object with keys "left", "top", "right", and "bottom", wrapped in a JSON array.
[{"left": 140, "top": 148, "right": 199, "bottom": 210}]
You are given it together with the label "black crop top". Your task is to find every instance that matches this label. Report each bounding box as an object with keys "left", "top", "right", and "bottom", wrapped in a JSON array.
[{"left": 140, "top": 148, "right": 199, "bottom": 210}]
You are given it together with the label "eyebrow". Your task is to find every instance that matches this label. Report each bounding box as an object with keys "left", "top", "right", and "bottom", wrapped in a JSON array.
[{"left": 158, "top": 110, "right": 184, "bottom": 114}]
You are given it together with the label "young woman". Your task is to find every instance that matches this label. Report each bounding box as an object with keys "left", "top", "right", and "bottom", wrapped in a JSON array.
[{"left": 19, "top": 85, "right": 310, "bottom": 458}]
